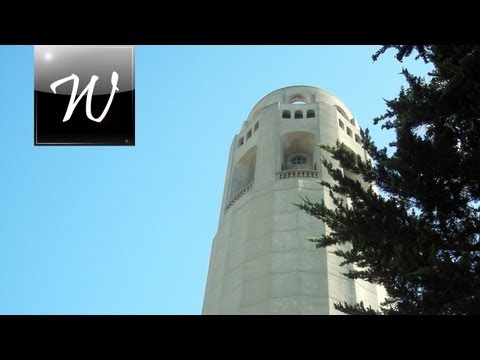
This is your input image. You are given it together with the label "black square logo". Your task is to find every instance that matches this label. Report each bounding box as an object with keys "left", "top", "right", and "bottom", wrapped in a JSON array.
[{"left": 34, "top": 45, "right": 135, "bottom": 145}]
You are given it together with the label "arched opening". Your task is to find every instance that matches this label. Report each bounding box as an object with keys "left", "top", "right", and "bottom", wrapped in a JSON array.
[
  {"left": 350, "top": 118, "right": 356, "bottom": 126},
  {"left": 238, "top": 136, "right": 244, "bottom": 147},
  {"left": 229, "top": 146, "right": 257, "bottom": 202},
  {"left": 282, "top": 110, "right": 291, "bottom": 119},
  {"left": 289, "top": 154, "right": 308, "bottom": 166},
  {"left": 288, "top": 93, "right": 309, "bottom": 104},
  {"left": 346, "top": 127, "right": 353, "bottom": 137},
  {"left": 335, "top": 105, "right": 349, "bottom": 121},
  {"left": 246, "top": 129, "right": 252, "bottom": 140},
  {"left": 306, "top": 109, "right": 315, "bottom": 118},
  {"left": 294, "top": 110, "right": 303, "bottom": 119},
  {"left": 280, "top": 132, "right": 316, "bottom": 171}
]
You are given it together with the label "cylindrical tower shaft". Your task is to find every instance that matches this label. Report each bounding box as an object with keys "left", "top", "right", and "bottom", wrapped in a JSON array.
[{"left": 203, "top": 86, "right": 383, "bottom": 314}]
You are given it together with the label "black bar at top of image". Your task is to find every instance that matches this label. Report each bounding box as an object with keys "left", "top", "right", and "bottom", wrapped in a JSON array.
[{"left": 0, "top": 7, "right": 474, "bottom": 45}]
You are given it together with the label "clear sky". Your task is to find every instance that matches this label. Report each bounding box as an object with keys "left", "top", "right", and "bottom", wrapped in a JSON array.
[{"left": 0, "top": 45, "right": 432, "bottom": 314}]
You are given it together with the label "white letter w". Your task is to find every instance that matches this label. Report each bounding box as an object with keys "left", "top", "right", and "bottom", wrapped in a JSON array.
[{"left": 50, "top": 71, "right": 119, "bottom": 123}]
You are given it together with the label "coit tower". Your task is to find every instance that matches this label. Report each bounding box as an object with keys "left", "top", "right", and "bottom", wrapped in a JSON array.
[{"left": 203, "top": 86, "right": 385, "bottom": 314}]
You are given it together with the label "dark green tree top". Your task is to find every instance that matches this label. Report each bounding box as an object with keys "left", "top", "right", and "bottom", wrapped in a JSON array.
[{"left": 298, "top": 45, "right": 480, "bottom": 315}]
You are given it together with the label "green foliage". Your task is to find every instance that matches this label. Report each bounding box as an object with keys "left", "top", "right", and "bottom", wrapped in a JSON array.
[
  {"left": 334, "top": 301, "right": 381, "bottom": 315},
  {"left": 298, "top": 46, "right": 480, "bottom": 315}
]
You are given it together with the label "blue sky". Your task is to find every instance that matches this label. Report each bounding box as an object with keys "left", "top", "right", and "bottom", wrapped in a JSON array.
[{"left": 0, "top": 46, "right": 432, "bottom": 314}]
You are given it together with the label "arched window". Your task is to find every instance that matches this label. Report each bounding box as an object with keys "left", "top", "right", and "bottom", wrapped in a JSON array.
[
  {"left": 229, "top": 147, "right": 257, "bottom": 202},
  {"left": 280, "top": 132, "right": 315, "bottom": 171},
  {"left": 294, "top": 110, "right": 303, "bottom": 119},
  {"left": 288, "top": 93, "right": 309, "bottom": 104},
  {"left": 246, "top": 129, "right": 252, "bottom": 140},
  {"left": 346, "top": 128, "right": 352, "bottom": 137},
  {"left": 306, "top": 109, "right": 315, "bottom": 118},
  {"left": 238, "top": 137, "right": 244, "bottom": 147},
  {"left": 282, "top": 110, "right": 291, "bottom": 119},
  {"left": 335, "top": 105, "right": 349, "bottom": 121},
  {"left": 290, "top": 155, "right": 307, "bottom": 165},
  {"left": 339, "top": 119, "right": 345, "bottom": 130}
]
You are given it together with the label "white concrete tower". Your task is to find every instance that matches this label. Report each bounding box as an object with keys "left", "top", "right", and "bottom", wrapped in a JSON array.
[{"left": 203, "top": 86, "right": 384, "bottom": 314}]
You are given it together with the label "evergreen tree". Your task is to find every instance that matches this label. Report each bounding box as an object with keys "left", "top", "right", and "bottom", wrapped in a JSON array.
[{"left": 297, "top": 46, "right": 480, "bottom": 315}]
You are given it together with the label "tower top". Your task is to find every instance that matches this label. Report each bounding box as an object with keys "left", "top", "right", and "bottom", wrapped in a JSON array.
[{"left": 244, "top": 85, "right": 356, "bottom": 130}]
